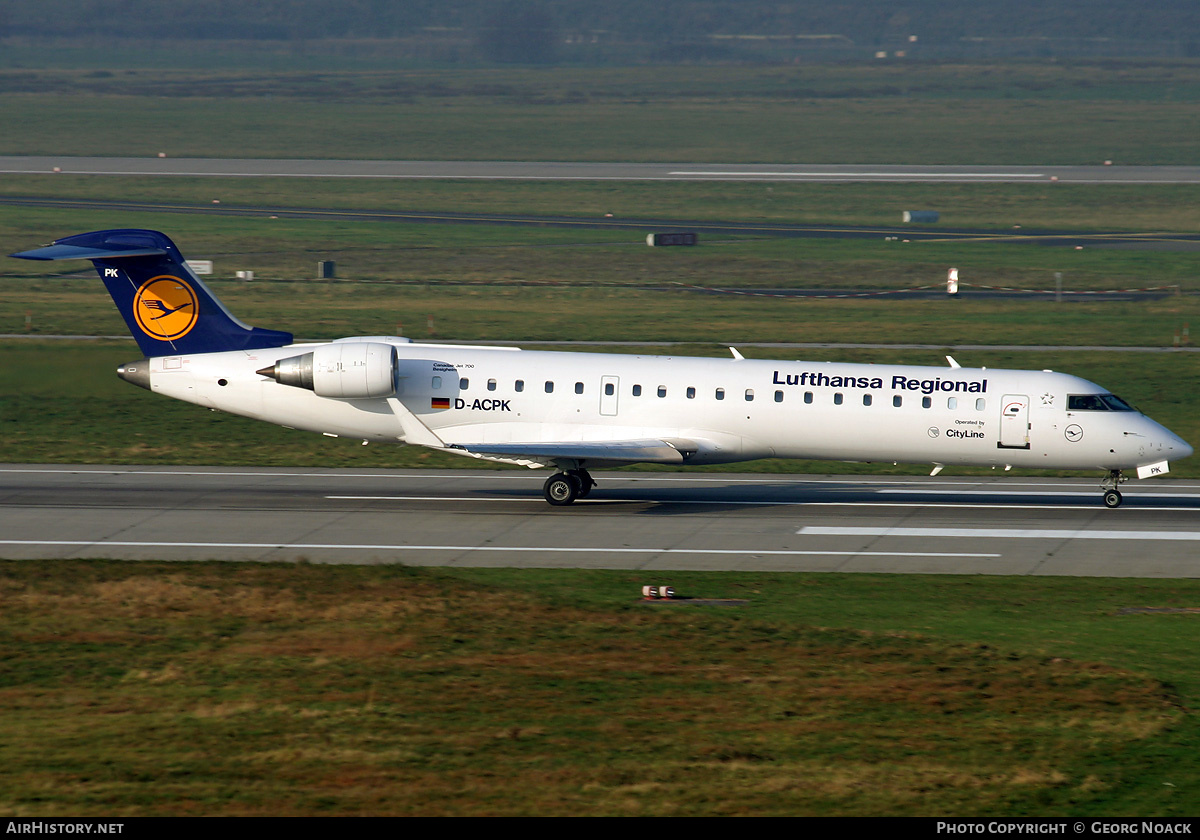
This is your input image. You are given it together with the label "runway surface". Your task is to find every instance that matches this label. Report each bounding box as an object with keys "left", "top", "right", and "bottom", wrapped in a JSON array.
[
  {"left": 5, "top": 157, "right": 1200, "bottom": 184},
  {"left": 4, "top": 465, "right": 1200, "bottom": 578}
]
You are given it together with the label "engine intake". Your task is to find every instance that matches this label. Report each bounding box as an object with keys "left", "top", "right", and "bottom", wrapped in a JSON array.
[{"left": 257, "top": 342, "right": 398, "bottom": 399}]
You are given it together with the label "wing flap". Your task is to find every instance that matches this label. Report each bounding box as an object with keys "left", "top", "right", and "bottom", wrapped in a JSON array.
[{"left": 449, "top": 438, "right": 700, "bottom": 465}]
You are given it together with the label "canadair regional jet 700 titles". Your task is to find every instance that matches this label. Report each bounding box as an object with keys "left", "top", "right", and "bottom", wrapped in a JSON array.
[{"left": 12, "top": 229, "right": 1193, "bottom": 507}]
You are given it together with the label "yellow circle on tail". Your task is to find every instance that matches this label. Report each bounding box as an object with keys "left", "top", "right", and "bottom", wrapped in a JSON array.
[{"left": 133, "top": 276, "right": 199, "bottom": 341}]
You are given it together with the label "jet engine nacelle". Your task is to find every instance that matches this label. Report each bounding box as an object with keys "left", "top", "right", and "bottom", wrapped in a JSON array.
[{"left": 258, "top": 342, "right": 398, "bottom": 399}]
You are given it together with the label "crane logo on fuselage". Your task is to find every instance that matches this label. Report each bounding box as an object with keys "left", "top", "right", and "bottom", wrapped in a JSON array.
[{"left": 133, "top": 275, "right": 199, "bottom": 341}]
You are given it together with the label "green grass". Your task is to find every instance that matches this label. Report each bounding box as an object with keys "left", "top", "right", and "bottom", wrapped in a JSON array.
[
  {"left": 2, "top": 560, "right": 1198, "bottom": 816},
  {"left": 4, "top": 275, "right": 1199, "bottom": 345},
  {"left": 4, "top": 202, "right": 1200, "bottom": 302},
  {"left": 6, "top": 175, "right": 1200, "bottom": 232},
  {"left": 3, "top": 62, "right": 1200, "bottom": 164}
]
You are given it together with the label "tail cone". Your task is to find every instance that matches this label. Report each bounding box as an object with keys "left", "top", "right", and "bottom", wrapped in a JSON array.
[{"left": 117, "top": 359, "right": 151, "bottom": 390}]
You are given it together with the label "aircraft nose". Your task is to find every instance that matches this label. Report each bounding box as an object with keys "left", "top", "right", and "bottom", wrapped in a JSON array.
[
  {"left": 1173, "top": 433, "right": 1194, "bottom": 461},
  {"left": 1130, "top": 416, "right": 1192, "bottom": 463},
  {"left": 1149, "top": 419, "right": 1193, "bottom": 461}
]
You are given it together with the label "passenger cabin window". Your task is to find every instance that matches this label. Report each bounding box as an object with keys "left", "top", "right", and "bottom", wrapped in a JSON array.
[
  {"left": 515, "top": 380, "right": 524, "bottom": 392},
  {"left": 893, "top": 395, "right": 903, "bottom": 408},
  {"left": 488, "top": 379, "right": 497, "bottom": 391},
  {"left": 1068, "top": 394, "right": 1135, "bottom": 411},
  {"left": 432, "top": 376, "right": 442, "bottom": 389},
  {"left": 575, "top": 382, "right": 584, "bottom": 395},
  {"left": 632, "top": 384, "right": 642, "bottom": 397},
  {"left": 804, "top": 392, "right": 813, "bottom": 404},
  {"left": 947, "top": 397, "right": 958, "bottom": 409},
  {"left": 975, "top": 398, "right": 986, "bottom": 411},
  {"left": 460, "top": 377, "right": 469, "bottom": 390},
  {"left": 833, "top": 393, "right": 843, "bottom": 405},
  {"left": 604, "top": 383, "right": 615, "bottom": 396},
  {"left": 657, "top": 386, "right": 667, "bottom": 398},
  {"left": 715, "top": 388, "right": 725, "bottom": 401},
  {"left": 863, "top": 394, "right": 872, "bottom": 406},
  {"left": 687, "top": 387, "right": 696, "bottom": 399},
  {"left": 545, "top": 381, "right": 554, "bottom": 394},
  {"left": 745, "top": 389, "right": 754, "bottom": 402},
  {"left": 775, "top": 390, "right": 784, "bottom": 403},
  {"left": 922, "top": 396, "right": 931, "bottom": 409}
]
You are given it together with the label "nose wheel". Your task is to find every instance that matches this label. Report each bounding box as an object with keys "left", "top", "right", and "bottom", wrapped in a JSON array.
[{"left": 1100, "top": 470, "right": 1127, "bottom": 508}]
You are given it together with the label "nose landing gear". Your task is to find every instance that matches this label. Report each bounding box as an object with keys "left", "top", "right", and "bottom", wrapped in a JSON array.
[
  {"left": 542, "top": 469, "right": 596, "bottom": 506},
  {"left": 1101, "top": 469, "right": 1127, "bottom": 508}
]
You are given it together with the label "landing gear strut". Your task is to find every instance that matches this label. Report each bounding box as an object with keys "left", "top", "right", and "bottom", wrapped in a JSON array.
[
  {"left": 1101, "top": 469, "right": 1127, "bottom": 508},
  {"left": 542, "top": 469, "right": 595, "bottom": 506}
]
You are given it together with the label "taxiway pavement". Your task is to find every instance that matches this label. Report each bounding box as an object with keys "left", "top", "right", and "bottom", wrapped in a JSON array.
[
  {"left": 4, "top": 157, "right": 1200, "bottom": 184},
  {"left": 3, "top": 465, "right": 1199, "bottom": 578}
]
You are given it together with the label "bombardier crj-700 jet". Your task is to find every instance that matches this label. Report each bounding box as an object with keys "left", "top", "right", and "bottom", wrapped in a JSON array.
[{"left": 12, "top": 229, "right": 1193, "bottom": 507}]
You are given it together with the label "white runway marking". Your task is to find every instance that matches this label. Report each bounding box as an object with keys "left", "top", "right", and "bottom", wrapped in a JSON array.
[
  {"left": 874, "top": 489, "right": 1191, "bottom": 498},
  {"left": 0, "top": 540, "right": 999, "bottom": 558},
  {"left": 328, "top": 495, "right": 633, "bottom": 503},
  {"left": 800, "top": 526, "right": 1200, "bottom": 541},
  {"left": 669, "top": 171, "right": 1045, "bottom": 179}
]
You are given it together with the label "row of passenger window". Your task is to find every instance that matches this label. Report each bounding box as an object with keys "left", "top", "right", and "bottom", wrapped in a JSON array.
[{"left": 435, "top": 376, "right": 985, "bottom": 410}]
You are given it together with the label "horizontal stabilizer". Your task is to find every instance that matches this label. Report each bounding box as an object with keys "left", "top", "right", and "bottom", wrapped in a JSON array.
[
  {"left": 450, "top": 438, "right": 700, "bottom": 465},
  {"left": 12, "top": 243, "right": 167, "bottom": 261}
]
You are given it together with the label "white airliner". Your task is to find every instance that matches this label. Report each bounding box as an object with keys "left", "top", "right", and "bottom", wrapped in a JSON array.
[{"left": 12, "top": 229, "right": 1193, "bottom": 507}]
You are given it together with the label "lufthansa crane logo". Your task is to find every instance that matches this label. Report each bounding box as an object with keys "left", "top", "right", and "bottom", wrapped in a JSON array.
[{"left": 133, "top": 276, "right": 199, "bottom": 341}]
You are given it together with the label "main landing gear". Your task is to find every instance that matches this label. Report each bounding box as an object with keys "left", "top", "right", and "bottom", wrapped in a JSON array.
[
  {"left": 1101, "top": 469, "right": 1127, "bottom": 508},
  {"left": 543, "top": 469, "right": 595, "bottom": 506}
]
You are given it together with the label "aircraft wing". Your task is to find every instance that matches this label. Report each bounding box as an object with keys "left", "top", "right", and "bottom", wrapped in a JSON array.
[{"left": 449, "top": 437, "right": 701, "bottom": 465}]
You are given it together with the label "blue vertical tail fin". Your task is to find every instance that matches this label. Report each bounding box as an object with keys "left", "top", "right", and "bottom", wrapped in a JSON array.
[{"left": 10, "top": 229, "right": 293, "bottom": 356}]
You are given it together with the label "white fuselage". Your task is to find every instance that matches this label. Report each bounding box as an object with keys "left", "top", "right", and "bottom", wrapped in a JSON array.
[{"left": 136, "top": 338, "right": 1191, "bottom": 473}]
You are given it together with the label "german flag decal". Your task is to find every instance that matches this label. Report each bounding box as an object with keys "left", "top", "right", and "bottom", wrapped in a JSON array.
[{"left": 431, "top": 397, "right": 450, "bottom": 409}]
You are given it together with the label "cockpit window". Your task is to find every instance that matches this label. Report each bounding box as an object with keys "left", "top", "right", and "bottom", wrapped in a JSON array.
[
  {"left": 1100, "top": 394, "right": 1135, "bottom": 411},
  {"left": 1068, "top": 394, "right": 1135, "bottom": 411}
]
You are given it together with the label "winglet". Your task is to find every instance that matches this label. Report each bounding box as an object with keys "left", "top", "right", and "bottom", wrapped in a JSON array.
[{"left": 729, "top": 347, "right": 744, "bottom": 360}]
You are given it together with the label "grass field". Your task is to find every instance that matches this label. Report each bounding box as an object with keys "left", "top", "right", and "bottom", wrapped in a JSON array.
[
  {"left": 4, "top": 560, "right": 1199, "bottom": 816},
  {"left": 5, "top": 277, "right": 1199, "bottom": 344},
  {"left": 2, "top": 62, "right": 1200, "bottom": 164},
  {"left": 4, "top": 199, "right": 1200, "bottom": 296},
  {"left": 7, "top": 175, "right": 1200, "bottom": 233}
]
